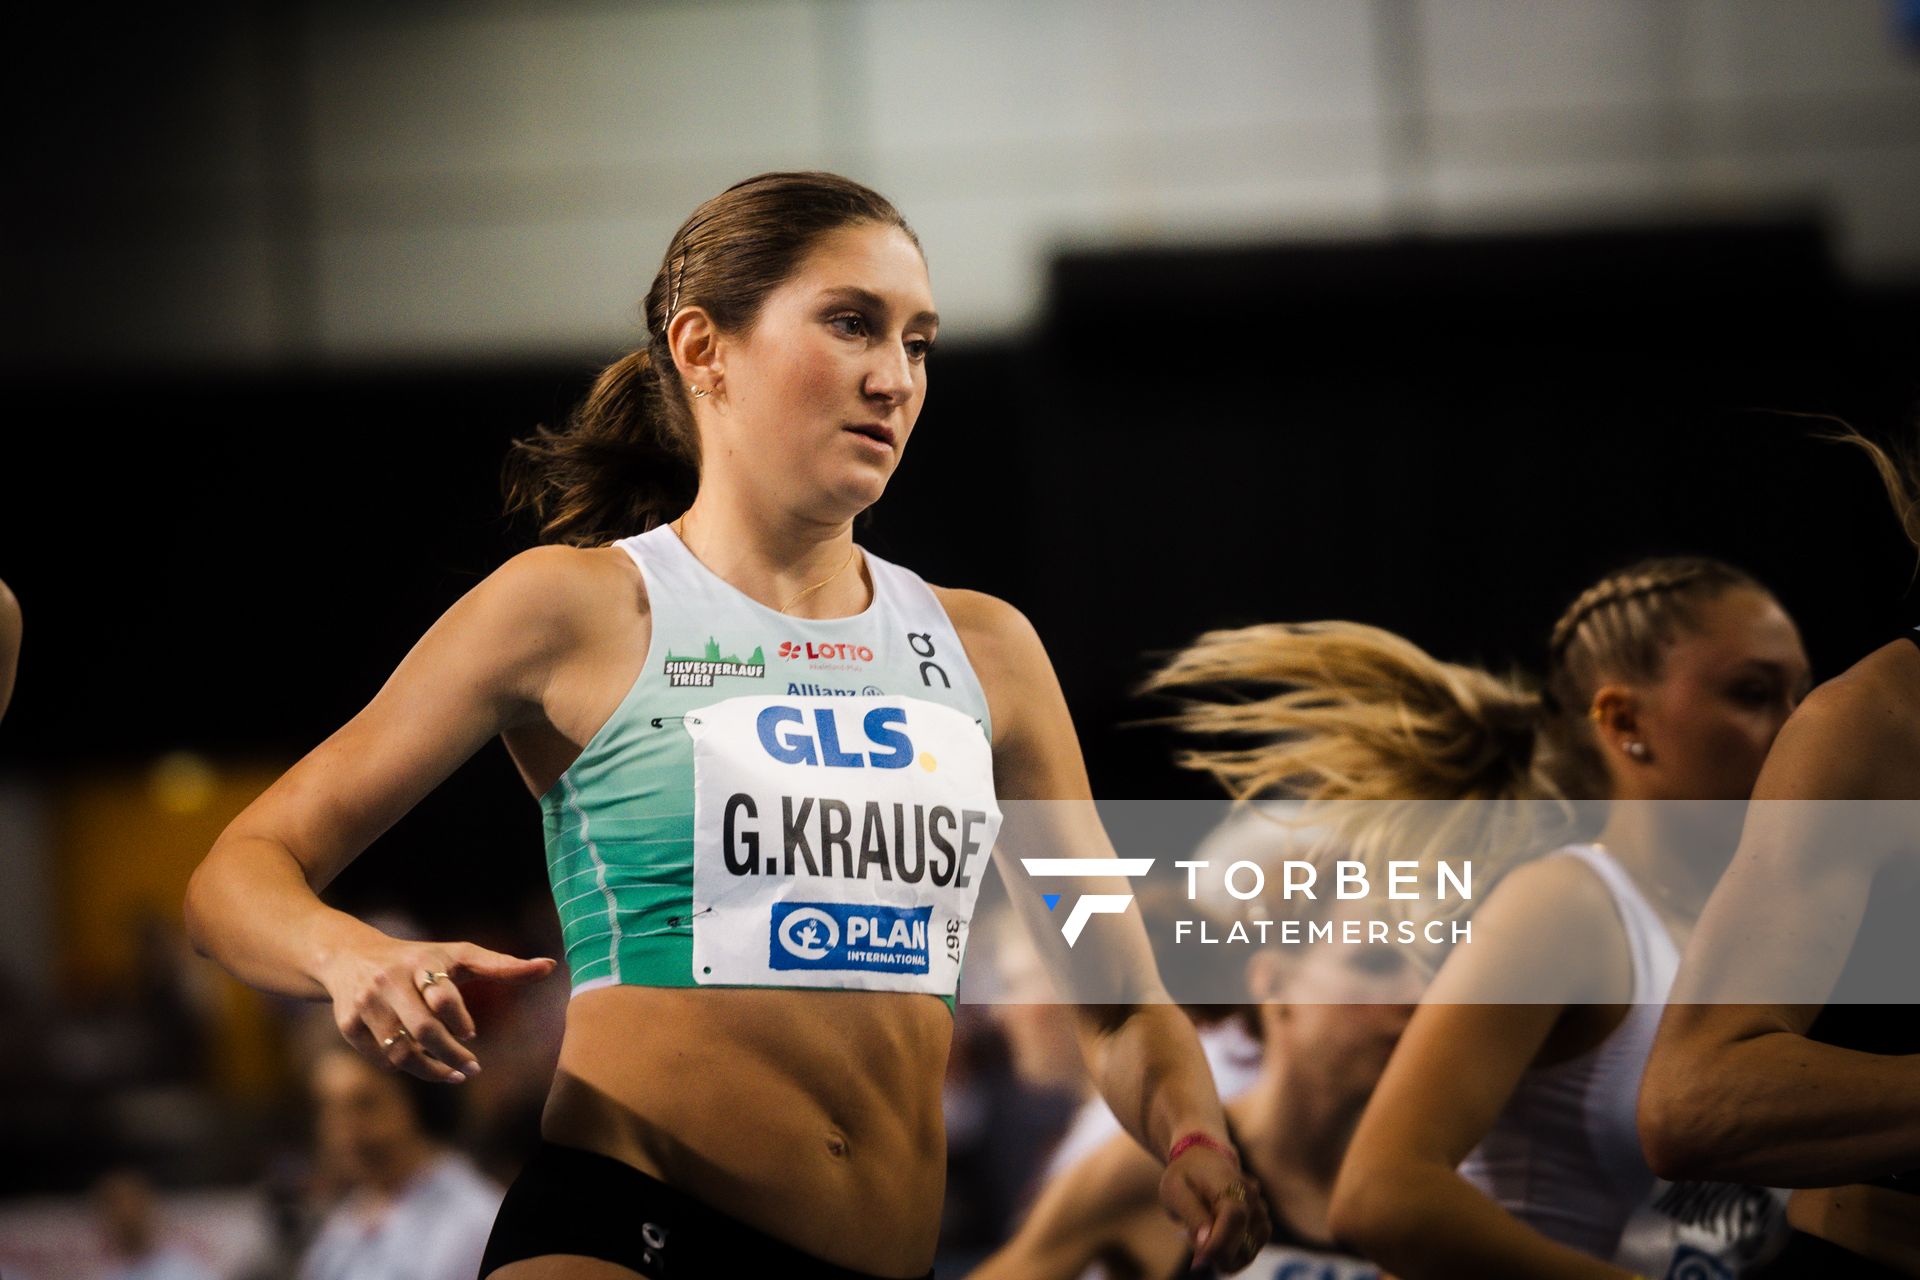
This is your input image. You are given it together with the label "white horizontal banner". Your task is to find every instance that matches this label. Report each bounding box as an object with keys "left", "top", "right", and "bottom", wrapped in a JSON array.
[{"left": 961, "top": 799, "right": 1920, "bottom": 1007}]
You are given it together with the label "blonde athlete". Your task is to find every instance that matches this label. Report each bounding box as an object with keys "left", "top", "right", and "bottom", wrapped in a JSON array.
[
  {"left": 1319, "top": 563, "right": 1809, "bottom": 1279},
  {"left": 185, "top": 174, "right": 1268, "bottom": 1279},
  {"left": 1094, "top": 562, "right": 1805, "bottom": 1278}
]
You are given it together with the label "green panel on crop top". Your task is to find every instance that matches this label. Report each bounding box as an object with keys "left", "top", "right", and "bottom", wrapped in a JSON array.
[{"left": 540, "top": 525, "right": 1000, "bottom": 1011}]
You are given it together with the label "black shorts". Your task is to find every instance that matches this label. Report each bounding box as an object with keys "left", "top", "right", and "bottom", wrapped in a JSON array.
[{"left": 479, "top": 1139, "right": 934, "bottom": 1279}]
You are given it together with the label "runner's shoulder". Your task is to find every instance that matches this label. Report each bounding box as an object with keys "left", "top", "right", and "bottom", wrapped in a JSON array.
[
  {"left": 1447, "top": 849, "right": 1630, "bottom": 1002},
  {"left": 926, "top": 586, "right": 1043, "bottom": 676},
  {"left": 466, "top": 544, "right": 648, "bottom": 655},
  {"left": 1764, "top": 640, "right": 1920, "bottom": 799}
]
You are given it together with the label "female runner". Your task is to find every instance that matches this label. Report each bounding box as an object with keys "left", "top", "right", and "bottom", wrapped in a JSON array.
[
  {"left": 1640, "top": 427, "right": 1920, "bottom": 1277},
  {"left": 184, "top": 172, "right": 1268, "bottom": 1279},
  {"left": 1313, "top": 559, "right": 1810, "bottom": 1278}
]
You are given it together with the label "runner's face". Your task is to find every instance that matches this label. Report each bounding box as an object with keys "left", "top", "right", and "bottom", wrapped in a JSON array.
[
  {"left": 720, "top": 223, "right": 935, "bottom": 517},
  {"left": 1633, "top": 588, "right": 1810, "bottom": 800}
]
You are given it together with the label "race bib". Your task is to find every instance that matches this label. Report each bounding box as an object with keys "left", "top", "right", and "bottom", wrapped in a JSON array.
[
  {"left": 687, "top": 695, "right": 1001, "bottom": 994},
  {"left": 1613, "top": 1179, "right": 1789, "bottom": 1280}
]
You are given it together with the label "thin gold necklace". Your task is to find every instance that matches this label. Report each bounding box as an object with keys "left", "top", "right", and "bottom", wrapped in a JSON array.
[{"left": 674, "top": 514, "right": 859, "bottom": 615}]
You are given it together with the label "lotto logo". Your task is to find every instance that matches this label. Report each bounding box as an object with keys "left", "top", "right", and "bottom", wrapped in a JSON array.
[{"left": 779, "top": 640, "right": 875, "bottom": 662}]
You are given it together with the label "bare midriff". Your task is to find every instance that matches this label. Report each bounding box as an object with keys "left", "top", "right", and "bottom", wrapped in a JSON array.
[{"left": 540, "top": 984, "right": 953, "bottom": 1277}]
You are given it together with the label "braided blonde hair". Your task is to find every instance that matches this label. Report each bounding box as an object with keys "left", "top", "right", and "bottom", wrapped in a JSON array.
[
  {"left": 1144, "top": 559, "right": 1765, "bottom": 899},
  {"left": 1541, "top": 557, "right": 1763, "bottom": 797}
]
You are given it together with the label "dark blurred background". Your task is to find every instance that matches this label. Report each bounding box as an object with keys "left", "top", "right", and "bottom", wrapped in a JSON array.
[{"left": 2, "top": 3, "right": 1917, "bottom": 1276}]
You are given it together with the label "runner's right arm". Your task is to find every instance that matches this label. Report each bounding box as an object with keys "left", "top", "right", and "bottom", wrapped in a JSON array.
[
  {"left": 184, "top": 547, "right": 613, "bottom": 1076},
  {"left": 1328, "top": 856, "right": 1641, "bottom": 1280}
]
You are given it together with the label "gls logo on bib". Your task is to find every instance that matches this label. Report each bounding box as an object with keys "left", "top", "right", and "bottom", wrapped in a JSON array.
[
  {"left": 756, "top": 704, "right": 922, "bottom": 770},
  {"left": 770, "top": 902, "right": 932, "bottom": 973}
]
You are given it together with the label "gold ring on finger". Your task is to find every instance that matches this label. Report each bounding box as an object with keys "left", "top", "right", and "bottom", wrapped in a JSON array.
[
  {"left": 417, "top": 969, "right": 450, "bottom": 993},
  {"left": 380, "top": 1028, "right": 412, "bottom": 1050},
  {"left": 1215, "top": 1180, "right": 1247, "bottom": 1205}
]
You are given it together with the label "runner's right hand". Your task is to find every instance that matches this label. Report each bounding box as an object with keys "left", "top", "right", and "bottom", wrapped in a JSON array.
[{"left": 320, "top": 937, "right": 556, "bottom": 1082}]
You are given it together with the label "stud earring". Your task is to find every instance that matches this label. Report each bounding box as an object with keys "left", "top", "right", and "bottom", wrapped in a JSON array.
[{"left": 1624, "top": 740, "right": 1649, "bottom": 760}]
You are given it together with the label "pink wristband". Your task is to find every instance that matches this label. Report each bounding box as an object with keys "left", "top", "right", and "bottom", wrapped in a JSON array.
[{"left": 1167, "top": 1131, "right": 1238, "bottom": 1168}]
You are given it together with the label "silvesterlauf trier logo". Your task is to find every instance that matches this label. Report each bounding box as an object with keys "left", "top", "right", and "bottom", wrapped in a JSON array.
[{"left": 1019, "top": 858, "right": 1155, "bottom": 946}]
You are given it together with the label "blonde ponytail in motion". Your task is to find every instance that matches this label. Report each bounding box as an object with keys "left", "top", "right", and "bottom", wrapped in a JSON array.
[{"left": 1146, "top": 558, "right": 1767, "bottom": 895}]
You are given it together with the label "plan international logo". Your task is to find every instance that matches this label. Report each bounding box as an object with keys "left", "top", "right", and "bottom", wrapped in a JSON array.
[
  {"left": 1020, "top": 858, "right": 1155, "bottom": 946},
  {"left": 769, "top": 902, "right": 932, "bottom": 973},
  {"left": 663, "top": 637, "right": 767, "bottom": 687}
]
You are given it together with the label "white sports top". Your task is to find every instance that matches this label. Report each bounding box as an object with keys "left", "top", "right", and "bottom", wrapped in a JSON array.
[
  {"left": 1458, "top": 844, "right": 1677, "bottom": 1258},
  {"left": 1458, "top": 844, "right": 1787, "bottom": 1274}
]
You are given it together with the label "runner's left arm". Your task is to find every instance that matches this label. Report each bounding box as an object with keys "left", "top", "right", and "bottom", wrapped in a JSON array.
[{"left": 938, "top": 587, "right": 1272, "bottom": 1273}]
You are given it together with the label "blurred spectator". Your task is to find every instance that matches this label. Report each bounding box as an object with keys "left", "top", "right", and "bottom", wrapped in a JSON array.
[
  {"left": 93, "top": 1169, "right": 216, "bottom": 1280},
  {"left": 297, "top": 1048, "right": 502, "bottom": 1280}
]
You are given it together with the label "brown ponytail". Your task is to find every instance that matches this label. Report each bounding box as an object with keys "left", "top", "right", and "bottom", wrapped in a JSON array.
[
  {"left": 504, "top": 171, "right": 920, "bottom": 546},
  {"left": 503, "top": 347, "right": 698, "bottom": 546}
]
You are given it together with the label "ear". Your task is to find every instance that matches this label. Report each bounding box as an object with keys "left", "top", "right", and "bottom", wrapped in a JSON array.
[
  {"left": 1588, "top": 683, "right": 1648, "bottom": 762},
  {"left": 666, "top": 306, "right": 724, "bottom": 394}
]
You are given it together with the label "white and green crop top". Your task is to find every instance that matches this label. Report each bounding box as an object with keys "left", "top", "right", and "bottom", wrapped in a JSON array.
[{"left": 540, "top": 525, "right": 1000, "bottom": 1005}]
